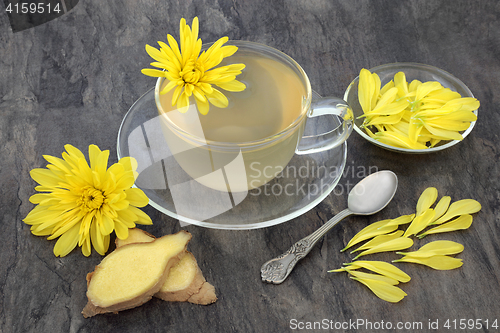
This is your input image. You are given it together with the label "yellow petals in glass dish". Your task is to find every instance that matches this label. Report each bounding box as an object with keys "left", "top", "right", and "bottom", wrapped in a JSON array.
[
  {"left": 141, "top": 17, "right": 246, "bottom": 115},
  {"left": 24, "top": 144, "right": 153, "bottom": 257},
  {"left": 344, "top": 63, "right": 479, "bottom": 153}
]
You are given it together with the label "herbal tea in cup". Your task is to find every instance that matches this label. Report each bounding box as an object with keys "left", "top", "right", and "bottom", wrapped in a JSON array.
[{"left": 155, "top": 41, "right": 352, "bottom": 192}]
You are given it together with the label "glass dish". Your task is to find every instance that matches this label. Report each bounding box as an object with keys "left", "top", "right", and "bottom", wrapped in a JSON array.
[
  {"left": 117, "top": 88, "right": 347, "bottom": 229},
  {"left": 343, "top": 62, "right": 478, "bottom": 153}
]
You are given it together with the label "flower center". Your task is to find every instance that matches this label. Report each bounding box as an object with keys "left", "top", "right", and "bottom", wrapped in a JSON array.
[
  {"left": 78, "top": 186, "right": 104, "bottom": 212},
  {"left": 180, "top": 58, "right": 204, "bottom": 84}
]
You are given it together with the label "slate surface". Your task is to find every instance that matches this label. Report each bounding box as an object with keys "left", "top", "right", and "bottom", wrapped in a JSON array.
[{"left": 1, "top": 1, "right": 499, "bottom": 332}]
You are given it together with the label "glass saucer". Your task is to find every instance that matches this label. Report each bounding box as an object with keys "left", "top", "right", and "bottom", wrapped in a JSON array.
[{"left": 117, "top": 88, "right": 347, "bottom": 229}]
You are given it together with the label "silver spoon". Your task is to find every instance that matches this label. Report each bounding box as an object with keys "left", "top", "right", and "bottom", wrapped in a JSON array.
[{"left": 261, "top": 170, "right": 398, "bottom": 284}]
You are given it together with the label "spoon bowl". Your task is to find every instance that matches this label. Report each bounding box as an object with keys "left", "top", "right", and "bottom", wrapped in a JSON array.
[
  {"left": 348, "top": 171, "right": 398, "bottom": 215},
  {"left": 261, "top": 170, "right": 398, "bottom": 284}
]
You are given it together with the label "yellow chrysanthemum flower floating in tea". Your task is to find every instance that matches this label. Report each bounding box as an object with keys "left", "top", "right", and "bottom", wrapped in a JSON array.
[
  {"left": 142, "top": 17, "right": 246, "bottom": 115},
  {"left": 24, "top": 144, "right": 152, "bottom": 257},
  {"left": 357, "top": 69, "right": 479, "bottom": 149}
]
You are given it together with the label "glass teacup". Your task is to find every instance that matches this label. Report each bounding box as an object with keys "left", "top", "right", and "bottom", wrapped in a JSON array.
[{"left": 155, "top": 41, "right": 352, "bottom": 193}]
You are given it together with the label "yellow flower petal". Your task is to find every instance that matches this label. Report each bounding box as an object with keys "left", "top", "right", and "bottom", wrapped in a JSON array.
[
  {"left": 114, "top": 220, "right": 129, "bottom": 240},
  {"left": 206, "top": 88, "right": 229, "bottom": 108},
  {"left": 116, "top": 209, "right": 137, "bottom": 228},
  {"left": 416, "top": 187, "right": 438, "bottom": 216},
  {"left": 422, "top": 88, "right": 461, "bottom": 104},
  {"left": 194, "top": 94, "right": 210, "bottom": 115},
  {"left": 145, "top": 44, "right": 169, "bottom": 63},
  {"left": 443, "top": 97, "right": 480, "bottom": 112},
  {"left": 430, "top": 196, "right": 451, "bottom": 223},
  {"left": 371, "top": 72, "right": 381, "bottom": 110},
  {"left": 365, "top": 113, "right": 404, "bottom": 126},
  {"left": 129, "top": 206, "right": 153, "bottom": 225},
  {"left": 90, "top": 219, "right": 106, "bottom": 255},
  {"left": 396, "top": 240, "right": 464, "bottom": 257},
  {"left": 394, "top": 255, "right": 463, "bottom": 270},
  {"left": 365, "top": 99, "right": 408, "bottom": 116},
  {"left": 422, "top": 122, "right": 464, "bottom": 141},
  {"left": 23, "top": 205, "right": 61, "bottom": 225},
  {"left": 351, "top": 277, "right": 407, "bottom": 303},
  {"left": 344, "top": 260, "right": 411, "bottom": 282},
  {"left": 353, "top": 237, "right": 414, "bottom": 260},
  {"left": 216, "top": 79, "right": 247, "bottom": 92},
  {"left": 47, "top": 215, "right": 82, "bottom": 240},
  {"left": 29, "top": 168, "right": 63, "bottom": 188},
  {"left": 373, "top": 87, "right": 398, "bottom": 110},
  {"left": 394, "top": 72, "right": 409, "bottom": 98},
  {"left": 53, "top": 223, "right": 80, "bottom": 257},
  {"left": 418, "top": 214, "right": 473, "bottom": 238},
  {"left": 415, "top": 81, "right": 442, "bottom": 101},
  {"left": 341, "top": 220, "right": 397, "bottom": 252},
  {"left": 380, "top": 80, "right": 394, "bottom": 95},
  {"left": 403, "top": 208, "right": 435, "bottom": 238},
  {"left": 408, "top": 79, "right": 422, "bottom": 92},
  {"left": 383, "top": 214, "right": 415, "bottom": 227},
  {"left": 124, "top": 188, "right": 149, "bottom": 207},
  {"left": 176, "top": 91, "right": 190, "bottom": 113},
  {"left": 374, "top": 131, "right": 428, "bottom": 149},
  {"left": 432, "top": 199, "right": 481, "bottom": 224},
  {"left": 358, "top": 68, "right": 375, "bottom": 114},
  {"left": 81, "top": 235, "right": 91, "bottom": 257},
  {"left": 351, "top": 230, "right": 404, "bottom": 253},
  {"left": 141, "top": 68, "right": 167, "bottom": 78},
  {"left": 344, "top": 269, "right": 400, "bottom": 285}
]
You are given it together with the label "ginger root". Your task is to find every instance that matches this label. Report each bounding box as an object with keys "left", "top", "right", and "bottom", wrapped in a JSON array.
[
  {"left": 82, "top": 230, "right": 191, "bottom": 317},
  {"left": 116, "top": 228, "right": 217, "bottom": 305}
]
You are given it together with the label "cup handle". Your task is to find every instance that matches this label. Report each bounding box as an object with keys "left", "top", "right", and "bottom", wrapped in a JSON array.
[{"left": 295, "top": 97, "right": 353, "bottom": 155}]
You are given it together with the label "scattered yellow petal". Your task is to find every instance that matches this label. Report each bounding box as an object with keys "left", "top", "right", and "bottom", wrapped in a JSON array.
[
  {"left": 351, "top": 230, "right": 404, "bottom": 253},
  {"left": 350, "top": 277, "right": 407, "bottom": 303},
  {"left": 393, "top": 255, "right": 463, "bottom": 270},
  {"left": 430, "top": 196, "right": 451, "bottom": 223},
  {"left": 353, "top": 237, "right": 414, "bottom": 260},
  {"left": 396, "top": 240, "right": 464, "bottom": 257},
  {"left": 383, "top": 214, "right": 415, "bottom": 227},
  {"left": 346, "top": 269, "right": 400, "bottom": 285},
  {"left": 416, "top": 187, "right": 438, "bottom": 216},
  {"left": 418, "top": 214, "right": 473, "bottom": 238},
  {"left": 403, "top": 208, "right": 435, "bottom": 238},
  {"left": 341, "top": 220, "right": 398, "bottom": 252},
  {"left": 344, "top": 260, "right": 411, "bottom": 283},
  {"left": 431, "top": 199, "right": 481, "bottom": 224}
]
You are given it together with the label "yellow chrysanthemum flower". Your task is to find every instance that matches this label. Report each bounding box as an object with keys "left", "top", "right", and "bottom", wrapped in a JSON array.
[
  {"left": 141, "top": 17, "right": 246, "bottom": 115},
  {"left": 23, "top": 144, "right": 152, "bottom": 257}
]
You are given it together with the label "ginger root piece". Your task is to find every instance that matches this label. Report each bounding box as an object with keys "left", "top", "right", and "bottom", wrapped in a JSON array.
[
  {"left": 82, "top": 231, "right": 191, "bottom": 318},
  {"left": 116, "top": 228, "right": 217, "bottom": 305},
  {"left": 156, "top": 252, "right": 217, "bottom": 305},
  {"left": 115, "top": 227, "right": 156, "bottom": 247}
]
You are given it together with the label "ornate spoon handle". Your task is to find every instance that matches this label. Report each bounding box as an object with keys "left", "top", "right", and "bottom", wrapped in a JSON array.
[{"left": 261, "top": 209, "right": 352, "bottom": 284}]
